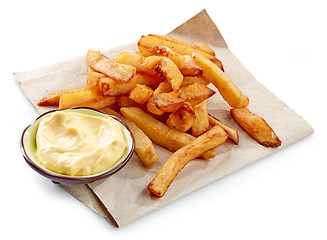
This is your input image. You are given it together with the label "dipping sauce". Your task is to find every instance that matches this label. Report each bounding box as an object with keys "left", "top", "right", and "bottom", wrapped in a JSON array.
[{"left": 35, "top": 111, "right": 127, "bottom": 176}]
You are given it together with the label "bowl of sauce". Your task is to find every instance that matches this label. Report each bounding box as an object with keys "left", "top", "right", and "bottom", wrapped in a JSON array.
[{"left": 21, "top": 107, "right": 135, "bottom": 184}]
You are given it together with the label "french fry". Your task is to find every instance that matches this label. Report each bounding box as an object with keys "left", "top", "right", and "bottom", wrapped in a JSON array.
[
  {"left": 139, "top": 45, "right": 185, "bottom": 69},
  {"left": 117, "top": 95, "right": 145, "bottom": 109},
  {"left": 163, "top": 35, "right": 216, "bottom": 56},
  {"left": 181, "top": 76, "right": 210, "bottom": 87},
  {"left": 38, "top": 87, "right": 84, "bottom": 106},
  {"left": 138, "top": 34, "right": 224, "bottom": 71},
  {"left": 210, "top": 57, "right": 224, "bottom": 71},
  {"left": 85, "top": 67, "right": 106, "bottom": 93},
  {"left": 129, "top": 84, "right": 154, "bottom": 105},
  {"left": 99, "top": 72, "right": 162, "bottom": 96},
  {"left": 148, "top": 125, "right": 228, "bottom": 197},
  {"left": 147, "top": 96, "right": 165, "bottom": 115},
  {"left": 153, "top": 81, "right": 172, "bottom": 95},
  {"left": 86, "top": 50, "right": 136, "bottom": 82},
  {"left": 181, "top": 55, "right": 203, "bottom": 76},
  {"left": 166, "top": 102, "right": 195, "bottom": 132},
  {"left": 156, "top": 57, "right": 184, "bottom": 90},
  {"left": 120, "top": 107, "right": 193, "bottom": 152},
  {"left": 193, "top": 52, "right": 249, "bottom": 108},
  {"left": 58, "top": 90, "right": 116, "bottom": 110},
  {"left": 230, "top": 107, "right": 281, "bottom": 147},
  {"left": 191, "top": 100, "right": 210, "bottom": 137},
  {"left": 146, "top": 81, "right": 172, "bottom": 115},
  {"left": 153, "top": 82, "right": 215, "bottom": 113},
  {"left": 140, "top": 45, "right": 202, "bottom": 76},
  {"left": 138, "top": 34, "right": 216, "bottom": 57},
  {"left": 120, "top": 107, "right": 216, "bottom": 159},
  {"left": 116, "top": 52, "right": 183, "bottom": 90},
  {"left": 115, "top": 52, "right": 161, "bottom": 78},
  {"left": 100, "top": 107, "right": 159, "bottom": 166},
  {"left": 118, "top": 95, "right": 168, "bottom": 123},
  {"left": 208, "top": 114, "right": 239, "bottom": 144}
]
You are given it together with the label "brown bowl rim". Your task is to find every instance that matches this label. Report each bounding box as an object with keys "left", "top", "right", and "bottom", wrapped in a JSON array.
[{"left": 20, "top": 107, "right": 135, "bottom": 184}]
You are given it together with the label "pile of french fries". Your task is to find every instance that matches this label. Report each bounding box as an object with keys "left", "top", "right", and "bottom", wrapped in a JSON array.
[{"left": 38, "top": 34, "right": 281, "bottom": 197}]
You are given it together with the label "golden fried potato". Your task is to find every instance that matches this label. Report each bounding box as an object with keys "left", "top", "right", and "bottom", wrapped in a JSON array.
[
  {"left": 153, "top": 82, "right": 215, "bottom": 113},
  {"left": 100, "top": 107, "right": 159, "bottom": 166},
  {"left": 208, "top": 114, "right": 239, "bottom": 144},
  {"left": 140, "top": 45, "right": 202, "bottom": 76},
  {"left": 129, "top": 84, "right": 154, "bottom": 105},
  {"left": 120, "top": 107, "right": 192, "bottom": 152},
  {"left": 146, "top": 81, "right": 173, "bottom": 115},
  {"left": 191, "top": 100, "right": 210, "bottom": 137},
  {"left": 147, "top": 96, "right": 165, "bottom": 115},
  {"left": 116, "top": 52, "right": 183, "bottom": 90},
  {"left": 156, "top": 57, "right": 184, "bottom": 90},
  {"left": 166, "top": 103, "right": 195, "bottom": 132},
  {"left": 38, "top": 87, "right": 84, "bottom": 106},
  {"left": 118, "top": 95, "right": 168, "bottom": 123},
  {"left": 181, "top": 55, "right": 203, "bottom": 76},
  {"left": 86, "top": 50, "right": 136, "bottom": 82},
  {"left": 140, "top": 45, "right": 185, "bottom": 69},
  {"left": 230, "top": 107, "right": 281, "bottom": 147},
  {"left": 138, "top": 34, "right": 216, "bottom": 57},
  {"left": 210, "top": 57, "right": 224, "bottom": 72},
  {"left": 115, "top": 52, "right": 161, "bottom": 78},
  {"left": 99, "top": 72, "right": 162, "bottom": 96},
  {"left": 148, "top": 125, "right": 228, "bottom": 197},
  {"left": 117, "top": 95, "right": 144, "bottom": 108},
  {"left": 193, "top": 52, "right": 249, "bottom": 108},
  {"left": 120, "top": 107, "right": 216, "bottom": 159},
  {"left": 153, "top": 81, "right": 172, "bottom": 95},
  {"left": 58, "top": 90, "right": 116, "bottom": 110},
  {"left": 163, "top": 35, "right": 216, "bottom": 56},
  {"left": 85, "top": 67, "right": 106, "bottom": 93},
  {"left": 138, "top": 34, "right": 224, "bottom": 71},
  {"left": 181, "top": 76, "right": 210, "bottom": 87}
]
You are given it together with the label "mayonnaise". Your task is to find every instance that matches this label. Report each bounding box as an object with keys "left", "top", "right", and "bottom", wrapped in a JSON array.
[{"left": 35, "top": 111, "right": 127, "bottom": 176}]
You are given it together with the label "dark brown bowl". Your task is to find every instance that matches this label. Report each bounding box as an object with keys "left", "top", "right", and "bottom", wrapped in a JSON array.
[{"left": 20, "top": 107, "right": 135, "bottom": 184}]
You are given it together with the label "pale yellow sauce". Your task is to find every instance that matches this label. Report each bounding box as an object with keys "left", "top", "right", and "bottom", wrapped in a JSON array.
[{"left": 35, "top": 111, "right": 127, "bottom": 176}]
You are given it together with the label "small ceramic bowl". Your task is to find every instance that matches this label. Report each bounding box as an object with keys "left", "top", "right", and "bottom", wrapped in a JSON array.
[{"left": 20, "top": 107, "right": 135, "bottom": 184}]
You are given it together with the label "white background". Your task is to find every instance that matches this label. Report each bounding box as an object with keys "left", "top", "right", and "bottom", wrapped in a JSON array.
[{"left": 1, "top": 0, "right": 326, "bottom": 239}]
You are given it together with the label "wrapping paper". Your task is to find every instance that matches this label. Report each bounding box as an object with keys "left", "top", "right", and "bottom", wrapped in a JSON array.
[{"left": 15, "top": 9, "right": 313, "bottom": 227}]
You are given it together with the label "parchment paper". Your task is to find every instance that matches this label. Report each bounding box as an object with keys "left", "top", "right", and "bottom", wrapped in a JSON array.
[{"left": 14, "top": 9, "right": 314, "bottom": 227}]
